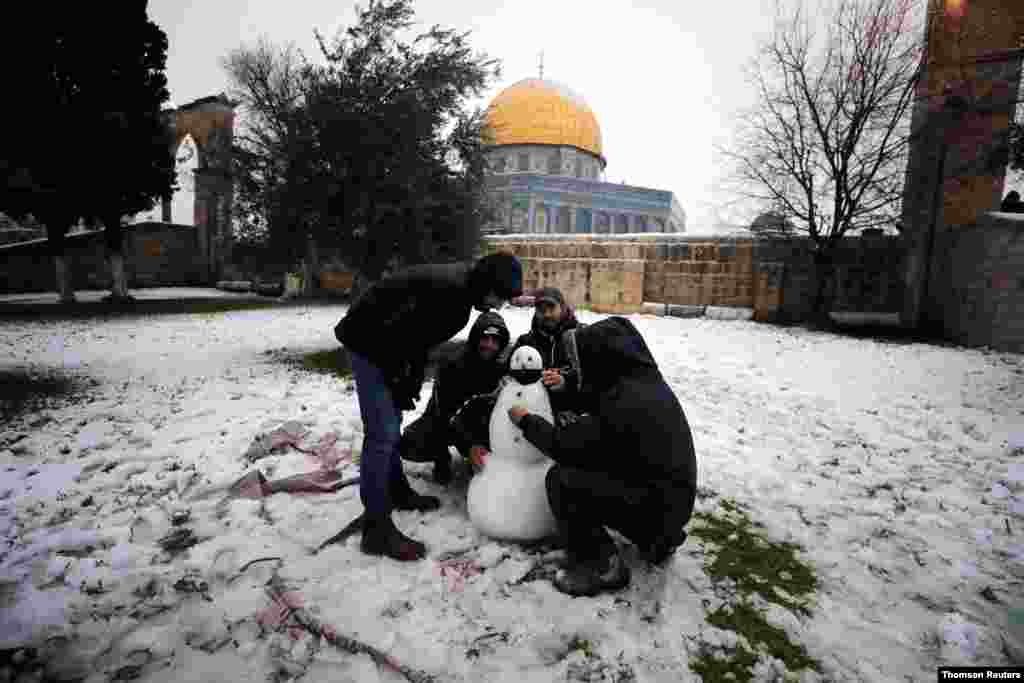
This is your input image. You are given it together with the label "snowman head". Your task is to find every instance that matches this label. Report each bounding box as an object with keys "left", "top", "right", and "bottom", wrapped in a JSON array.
[{"left": 509, "top": 346, "right": 543, "bottom": 385}]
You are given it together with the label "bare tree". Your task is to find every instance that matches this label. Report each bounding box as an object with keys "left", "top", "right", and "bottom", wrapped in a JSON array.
[
  {"left": 719, "top": 0, "right": 927, "bottom": 321},
  {"left": 221, "top": 37, "right": 319, "bottom": 291}
]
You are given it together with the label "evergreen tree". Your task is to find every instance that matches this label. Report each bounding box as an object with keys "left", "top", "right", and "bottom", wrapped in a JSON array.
[
  {"left": 307, "top": 0, "right": 500, "bottom": 289},
  {"left": 0, "top": 4, "right": 174, "bottom": 302}
]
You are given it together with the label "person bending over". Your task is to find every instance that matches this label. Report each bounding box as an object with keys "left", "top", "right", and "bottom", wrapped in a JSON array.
[{"left": 334, "top": 253, "right": 522, "bottom": 561}]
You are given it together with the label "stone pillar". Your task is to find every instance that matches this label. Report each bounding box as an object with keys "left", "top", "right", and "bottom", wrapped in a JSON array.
[
  {"left": 161, "top": 199, "right": 172, "bottom": 223},
  {"left": 568, "top": 205, "right": 577, "bottom": 234},
  {"left": 193, "top": 167, "right": 233, "bottom": 284},
  {"left": 528, "top": 194, "right": 537, "bottom": 234},
  {"left": 900, "top": 0, "right": 1024, "bottom": 330}
]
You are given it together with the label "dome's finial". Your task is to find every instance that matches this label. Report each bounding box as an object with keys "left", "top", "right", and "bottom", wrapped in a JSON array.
[{"left": 538, "top": 50, "right": 544, "bottom": 80}]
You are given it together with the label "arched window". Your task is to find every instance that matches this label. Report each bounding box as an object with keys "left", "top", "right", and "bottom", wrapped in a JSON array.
[
  {"left": 574, "top": 159, "right": 583, "bottom": 177},
  {"left": 517, "top": 152, "right": 530, "bottom": 172},
  {"left": 596, "top": 212, "right": 610, "bottom": 234},
  {"left": 614, "top": 214, "right": 629, "bottom": 234},
  {"left": 576, "top": 208, "right": 592, "bottom": 233},
  {"left": 547, "top": 152, "right": 560, "bottom": 175},
  {"left": 534, "top": 205, "right": 548, "bottom": 233},
  {"left": 557, "top": 206, "right": 572, "bottom": 232},
  {"left": 491, "top": 156, "right": 506, "bottom": 173}
]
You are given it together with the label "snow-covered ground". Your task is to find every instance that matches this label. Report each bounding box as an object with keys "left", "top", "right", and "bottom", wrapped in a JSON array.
[{"left": 1, "top": 295, "right": 1022, "bottom": 681}]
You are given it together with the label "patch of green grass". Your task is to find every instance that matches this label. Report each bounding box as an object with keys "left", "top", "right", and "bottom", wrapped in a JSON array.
[
  {"left": 690, "top": 640, "right": 759, "bottom": 683},
  {"left": 566, "top": 636, "right": 594, "bottom": 658},
  {"left": 706, "top": 602, "right": 820, "bottom": 674},
  {"left": 690, "top": 499, "right": 817, "bottom": 616},
  {"left": 293, "top": 348, "right": 352, "bottom": 377},
  {"left": 688, "top": 497, "right": 822, "bottom": 682}
]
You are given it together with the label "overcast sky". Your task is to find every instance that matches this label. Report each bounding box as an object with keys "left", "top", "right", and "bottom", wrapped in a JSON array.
[{"left": 144, "top": 0, "right": 829, "bottom": 233}]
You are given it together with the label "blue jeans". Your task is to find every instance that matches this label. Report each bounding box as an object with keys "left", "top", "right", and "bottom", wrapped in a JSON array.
[{"left": 349, "top": 351, "right": 408, "bottom": 518}]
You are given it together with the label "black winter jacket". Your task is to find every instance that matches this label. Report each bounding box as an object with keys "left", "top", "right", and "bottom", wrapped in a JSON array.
[
  {"left": 518, "top": 317, "right": 697, "bottom": 513},
  {"left": 507, "top": 307, "right": 582, "bottom": 413},
  {"left": 433, "top": 311, "right": 509, "bottom": 438},
  {"left": 334, "top": 256, "right": 520, "bottom": 407}
]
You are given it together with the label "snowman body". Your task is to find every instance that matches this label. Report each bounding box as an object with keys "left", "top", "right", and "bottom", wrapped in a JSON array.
[{"left": 467, "top": 347, "right": 559, "bottom": 541}]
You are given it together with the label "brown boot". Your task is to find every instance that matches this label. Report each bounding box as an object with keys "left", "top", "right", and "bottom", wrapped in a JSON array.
[{"left": 360, "top": 516, "right": 427, "bottom": 561}]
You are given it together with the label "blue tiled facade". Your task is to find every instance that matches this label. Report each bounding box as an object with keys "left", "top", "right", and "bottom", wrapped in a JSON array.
[{"left": 484, "top": 172, "right": 687, "bottom": 234}]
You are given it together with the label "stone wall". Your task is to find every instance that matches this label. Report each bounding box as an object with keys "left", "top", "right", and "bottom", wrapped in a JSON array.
[
  {"left": 481, "top": 234, "right": 904, "bottom": 320},
  {"left": 0, "top": 223, "right": 204, "bottom": 293},
  {"left": 929, "top": 211, "right": 1024, "bottom": 351}
]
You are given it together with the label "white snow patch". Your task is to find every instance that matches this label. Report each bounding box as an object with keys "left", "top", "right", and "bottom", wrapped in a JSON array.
[{"left": 0, "top": 298, "right": 1020, "bottom": 679}]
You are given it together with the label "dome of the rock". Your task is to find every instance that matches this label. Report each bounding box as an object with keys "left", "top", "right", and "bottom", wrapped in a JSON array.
[{"left": 484, "top": 78, "right": 603, "bottom": 162}]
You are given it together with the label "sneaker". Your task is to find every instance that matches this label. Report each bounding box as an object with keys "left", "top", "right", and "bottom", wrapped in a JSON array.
[
  {"left": 554, "top": 552, "right": 631, "bottom": 597},
  {"left": 360, "top": 517, "right": 427, "bottom": 561}
]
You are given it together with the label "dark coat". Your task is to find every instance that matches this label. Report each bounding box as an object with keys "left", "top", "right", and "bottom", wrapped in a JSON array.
[
  {"left": 434, "top": 311, "right": 510, "bottom": 438},
  {"left": 507, "top": 305, "right": 582, "bottom": 413},
  {"left": 334, "top": 254, "right": 521, "bottom": 407},
  {"left": 518, "top": 317, "right": 697, "bottom": 515},
  {"left": 399, "top": 311, "right": 510, "bottom": 459}
]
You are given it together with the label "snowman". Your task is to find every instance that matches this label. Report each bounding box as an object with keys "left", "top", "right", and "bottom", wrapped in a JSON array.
[{"left": 466, "top": 346, "right": 559, "bottom": 541}]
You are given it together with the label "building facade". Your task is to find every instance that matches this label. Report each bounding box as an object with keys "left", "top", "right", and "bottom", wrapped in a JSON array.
[{"left": 482, "top": 78, "right": 686, "bottom": 234}]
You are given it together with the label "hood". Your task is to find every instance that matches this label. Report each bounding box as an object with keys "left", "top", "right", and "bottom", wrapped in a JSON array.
[
  {"left": 467, "top": 310, "right": 511, "bottom": 356},
  {"left": 563, "top": 316, "right": 658, "bottom": 394},
  {"left": 468, "top": 253, "right": 523, "bottom": 303}
]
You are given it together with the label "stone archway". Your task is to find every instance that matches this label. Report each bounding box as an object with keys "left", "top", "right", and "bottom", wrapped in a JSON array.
[{"left": 161, "top": 94, "right": 236, "bottom": 283}]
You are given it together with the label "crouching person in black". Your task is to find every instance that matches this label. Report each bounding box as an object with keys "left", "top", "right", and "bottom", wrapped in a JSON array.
[
  {"left": 506, "top": 317, "right": 697, "bottom": 596},
  {"left": 398, "top": 311, "right": 511, "bottom": 484}
]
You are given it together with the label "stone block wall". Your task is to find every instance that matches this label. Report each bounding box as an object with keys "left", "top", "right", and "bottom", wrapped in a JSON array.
[
  {"left": 0, "top": 222, "right": 203, "bottom": 293},
  {"left": 482, "top": 234, "right": 904, "bottom": 321},
  {"left": 930, "top": 212, "right": 1024, "bottom": 351}
]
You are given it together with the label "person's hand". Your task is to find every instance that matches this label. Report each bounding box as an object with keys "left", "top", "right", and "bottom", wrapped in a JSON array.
[
  {"left": 508, "top": 406, "right": 529, "bottom": 425},
  {"left": 542, "top": 368, "right": 565, "bottom": 390},
  {"left": 469, "top": 445, "right": 489, "bottom": 469}
]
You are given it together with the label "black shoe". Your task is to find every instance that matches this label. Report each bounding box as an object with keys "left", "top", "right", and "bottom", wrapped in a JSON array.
[
  {"left": 554, "top": 551, "right": 631, "bottom": 597},
  {"left": 393, "top": 487, "right": 442, "bottom": 512},
  {"left": 360, "top": 517, "right": 427, "bottom": 561},
  {"left": 433, "top": 454, "right": 453, "bottom": 485},
  {"left": 640, "top": 529, "right": 687, "bottom": 565}
]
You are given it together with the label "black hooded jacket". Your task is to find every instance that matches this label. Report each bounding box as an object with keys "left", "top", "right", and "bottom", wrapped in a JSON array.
[
  {"left": 434, "top": 311, "right": 510, "bottom": 421},
  {"left": 518, "top": 317, "right": 697, "bottom": 506},
  {"left": 334, "top": 255, "right": 521, "bottom": 405},
  {"left": 507, "top": 304, "right": 582, "bottom": 413},
  {"left": 398, "top": 311, "right": 510, "bottom": 459}
]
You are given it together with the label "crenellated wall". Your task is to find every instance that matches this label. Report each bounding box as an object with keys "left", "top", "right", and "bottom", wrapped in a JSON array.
[{"left": 481, "top": 234, "right": 905, "bottom": 320}]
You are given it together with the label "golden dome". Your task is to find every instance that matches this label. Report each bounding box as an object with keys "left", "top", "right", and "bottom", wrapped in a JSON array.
[{"left": 484, "top": 78, "right": 604, "bottom": 162}]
